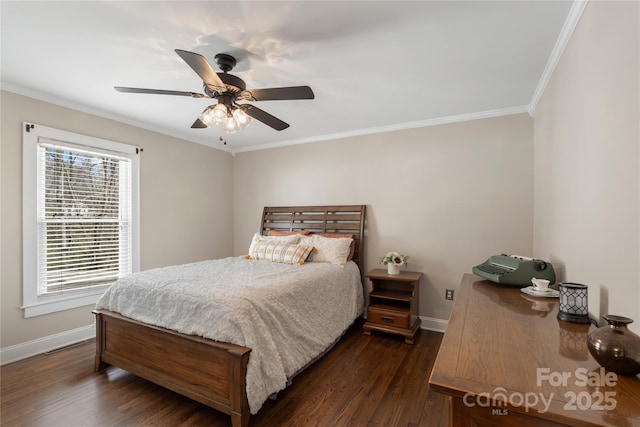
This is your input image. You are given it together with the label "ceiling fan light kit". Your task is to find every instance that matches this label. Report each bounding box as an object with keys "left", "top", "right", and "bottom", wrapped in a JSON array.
[
  {"left": 197, "top": 99, "right": 251, "bottom": 134},
  {"left": 115, "top": 49, "right": 314, "bottom": 141}
]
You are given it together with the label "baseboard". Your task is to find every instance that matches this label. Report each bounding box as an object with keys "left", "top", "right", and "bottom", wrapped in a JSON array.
[
  {"left": 0, "top": 324, "right": 95, "bottom": 366},
  {"left": 420, "top": 316, "right": 448, "bottom": 333}
]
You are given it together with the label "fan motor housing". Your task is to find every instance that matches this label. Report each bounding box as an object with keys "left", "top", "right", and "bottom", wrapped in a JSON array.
[{"left": 204, "top": 73, "right": 246, "bottom": 97}]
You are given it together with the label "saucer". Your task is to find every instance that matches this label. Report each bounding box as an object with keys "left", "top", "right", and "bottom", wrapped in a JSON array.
[{"left": 521, "top": 286, "right": 559, "bottom": 298}]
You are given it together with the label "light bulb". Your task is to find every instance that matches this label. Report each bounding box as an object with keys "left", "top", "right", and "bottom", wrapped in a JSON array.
[
  {"left": 198, "top": 106, "right": 216, "bottom": 126},
  {"left": 233, "top": 108, "right": 252, "bottom": 129},
  {"left": 212, "top": 104, "right": 229, "bottom": 125},
  {"left": 224, "top": 117, "right": 239, "bottom": 133}
]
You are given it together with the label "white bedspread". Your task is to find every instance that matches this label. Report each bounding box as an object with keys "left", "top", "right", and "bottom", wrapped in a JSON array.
[{"left": 95, "top": 256, "right": 364, "bottom": 414}]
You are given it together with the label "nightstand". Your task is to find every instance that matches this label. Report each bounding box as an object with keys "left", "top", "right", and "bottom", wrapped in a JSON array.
[{"left": 363, "top": 269, "right": 423, "bottom": 344}]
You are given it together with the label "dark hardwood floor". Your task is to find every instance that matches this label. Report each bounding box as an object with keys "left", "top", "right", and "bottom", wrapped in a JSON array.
[{"left": 1, "top": 321, "right": 448, "bottom": 426}]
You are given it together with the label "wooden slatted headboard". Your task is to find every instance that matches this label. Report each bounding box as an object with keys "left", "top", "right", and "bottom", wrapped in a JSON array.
[{"left": 261, "top": 205, "right": 366, "bottom": 270}]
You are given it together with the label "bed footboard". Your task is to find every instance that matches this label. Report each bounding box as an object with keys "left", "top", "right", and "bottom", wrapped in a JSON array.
[{"left": 93, "top": 309, "right": 251, "bottom": 427}]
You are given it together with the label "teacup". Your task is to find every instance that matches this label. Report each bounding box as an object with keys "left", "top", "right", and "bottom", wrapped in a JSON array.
[{"left": 531, "top": 278, "right": 550, "bottom": 292}]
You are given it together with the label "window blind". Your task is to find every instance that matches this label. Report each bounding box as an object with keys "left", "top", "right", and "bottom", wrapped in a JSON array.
[{"left": 36, "top": 139, "right": 132, "bottom": 295}]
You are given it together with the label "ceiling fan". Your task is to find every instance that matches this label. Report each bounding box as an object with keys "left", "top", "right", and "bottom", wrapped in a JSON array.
[{"left": 115, "top": 49, "right": 314, "bottom": 134}]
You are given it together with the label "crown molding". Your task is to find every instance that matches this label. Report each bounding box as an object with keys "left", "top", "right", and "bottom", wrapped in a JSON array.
[
  {"left": 2, "top": 81, "right": 529, "bottom": 155},
  {"left": 230, "top": 105, "right": 530, "bottom": 154},
  {"left": 528, "top": 0, "right": 589, "bottom": 116}
]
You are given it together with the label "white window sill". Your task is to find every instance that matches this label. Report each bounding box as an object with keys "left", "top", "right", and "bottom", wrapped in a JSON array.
[{"left": 22, "top": 287, "right": 108, "bottom": 318}]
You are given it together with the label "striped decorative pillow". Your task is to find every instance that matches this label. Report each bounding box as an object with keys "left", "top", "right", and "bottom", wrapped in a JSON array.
[
  {"left": 247, "top": 241, "right": 315, "bottom": 265},
  {"left": 247, "top": 232, "right": 299, "bottom": 255}
]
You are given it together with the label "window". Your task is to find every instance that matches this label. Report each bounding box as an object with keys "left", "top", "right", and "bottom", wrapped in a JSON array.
[{"left": 23, "top": 123, "right": 139, "bottom": 317}]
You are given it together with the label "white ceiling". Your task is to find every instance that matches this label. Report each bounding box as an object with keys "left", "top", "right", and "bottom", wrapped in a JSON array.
[{"left": 1, "top": 1, "right": 575, "bottom": 153}]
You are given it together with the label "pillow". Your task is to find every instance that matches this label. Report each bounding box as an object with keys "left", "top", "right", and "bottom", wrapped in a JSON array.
[
  {"left": 248, "top": 232, "right": 299, "bottom": 255},
  {"left": 312, "top": 233, "right": 356, "bottom": 261},
  {"left": 267, "top": 230, "right": 311, "bottom": 236},
  {"left": 246, "top": 241, "right": 315, "bottom": 265},
  {"left": 298, "top": 234, "right": 353, "bottom": 266}
]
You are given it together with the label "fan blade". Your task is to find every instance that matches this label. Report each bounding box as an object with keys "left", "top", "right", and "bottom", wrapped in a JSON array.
[
  {"left": 115, "top": 86, "right": 207, "bottom": 98},
  {"left": 191, "top": 118, "right": 209, "bottom": 129},
  {"left": 175, "top": 49, "right": 226, "bottom": 91},
  {"left": 239, "top": 105, "right": 289, "bottom": 131},
  {"left": 239, "top": 86, "right": 314, "bottom": 102}
]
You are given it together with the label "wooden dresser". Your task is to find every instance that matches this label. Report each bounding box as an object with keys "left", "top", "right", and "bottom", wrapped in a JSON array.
[{"left": 429, "top": 274, "right": 640, "bottom": 426}]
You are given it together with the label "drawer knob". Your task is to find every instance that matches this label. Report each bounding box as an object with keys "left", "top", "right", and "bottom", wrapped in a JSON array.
[{"left": 381, "top": 316, "right": 395, "bottom": 323}]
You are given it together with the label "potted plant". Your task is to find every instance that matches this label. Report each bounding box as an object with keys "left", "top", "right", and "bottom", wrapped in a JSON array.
[{"left": 381, "top": 251, "right": 409, "bottom": 275}]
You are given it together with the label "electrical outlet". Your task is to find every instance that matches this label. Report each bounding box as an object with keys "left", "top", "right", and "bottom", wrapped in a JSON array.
[{"left": 445, "top": 289, "right": 454, "bottom": 300}]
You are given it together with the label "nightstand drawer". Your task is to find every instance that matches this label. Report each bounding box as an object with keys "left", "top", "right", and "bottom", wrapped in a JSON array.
[{"left": 367, "top": 306, "right": 410, "bottom": 328}]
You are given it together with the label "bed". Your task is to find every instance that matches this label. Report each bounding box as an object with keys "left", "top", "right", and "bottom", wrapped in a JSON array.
[{"left": 93, "top": 205, "right": 366, "bottom": 427}]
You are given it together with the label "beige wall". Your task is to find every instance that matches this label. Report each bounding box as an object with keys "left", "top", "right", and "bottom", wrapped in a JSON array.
[
  {"left": 0, "top": 90, "right": 234, "bottom": 348},
  {"left": 233, "top": 114, "right": 534, "bottom": 321},
  {"left": 533, "top": 1, "right": 639, "bottom": 332}
]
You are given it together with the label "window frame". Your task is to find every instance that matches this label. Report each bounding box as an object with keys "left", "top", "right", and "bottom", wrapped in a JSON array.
[{"left": 22, "top": 123, "right": 140, "bottom": 318}]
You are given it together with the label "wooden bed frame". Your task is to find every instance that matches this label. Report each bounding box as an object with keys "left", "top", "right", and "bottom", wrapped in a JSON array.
[{"left": 93, "top": 205, "right": 366, "bottom": 427}]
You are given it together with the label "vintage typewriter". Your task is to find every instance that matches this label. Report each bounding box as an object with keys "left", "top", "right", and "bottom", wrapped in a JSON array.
[{"left": 472, "top": 254, "right": 556, "bottom": 286}]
